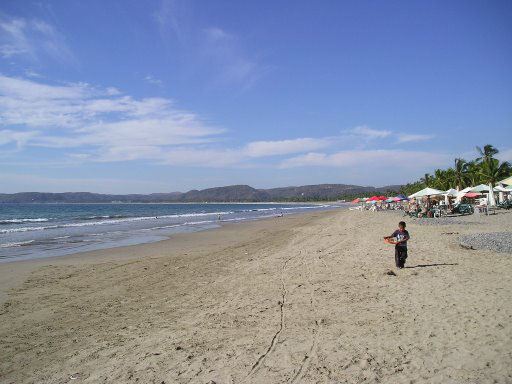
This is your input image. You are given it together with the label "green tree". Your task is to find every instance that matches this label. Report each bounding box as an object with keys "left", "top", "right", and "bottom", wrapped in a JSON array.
[
  {"left": 432, "top": 168, "right": 452, "bottom": 190},
  {"left": 453, "top": 158, "right": 467, "bottom": 190},
  {"left": 420, "top": 173, "right": 433, "bottom": 187},
  {"left": 465, "top": 160, "right": 481, "bottom": 186},
  {"left": 476, "top": 145, "right": 499, "bottom": 163},
  {"left": 479, "top": 159, "right": 511, "bottom": 189}
]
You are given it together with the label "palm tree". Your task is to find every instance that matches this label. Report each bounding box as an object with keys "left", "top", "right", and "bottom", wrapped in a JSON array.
[
  {"left": 479, "top": 159, "right": 511, "bottom": 189},
  {"left": 453, "top": 158, "right": 467, "bottom": 190},
  {"left": 421, "top": 173, "right": 433, "bottom": 187},
  {"left": 433, "top": 168, "right": 452, "bottom": 190},
  {"left": 465, "top": 160, "right": 481, "bottom": 186},
  {"left": 476, "top": 145, "right": 499, "bottom": 163}
]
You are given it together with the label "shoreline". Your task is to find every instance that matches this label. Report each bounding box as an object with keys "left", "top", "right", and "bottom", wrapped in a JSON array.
[
  {"left": 1, "top": 208, "right": 511, "bottom": 383},
  {"left": 0, "top": 209, "right": 335, "bottom": 304},
  {"left": 0, "top": 203, "right": 344, "bottom": 265}
]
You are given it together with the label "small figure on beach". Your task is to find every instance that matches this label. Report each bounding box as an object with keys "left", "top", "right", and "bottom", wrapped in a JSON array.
[{"left": 384, "top": 221, "right": 410, "bottom": 269}]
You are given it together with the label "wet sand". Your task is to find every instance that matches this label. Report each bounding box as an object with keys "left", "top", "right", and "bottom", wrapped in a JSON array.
[{"left": 1, "top": 209, "right": 511, "bottom": 383}]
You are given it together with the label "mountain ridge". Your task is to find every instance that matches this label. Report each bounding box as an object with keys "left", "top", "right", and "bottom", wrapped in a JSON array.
[{"left": 0, "top": 183, "right": 402, "bottom": 203}]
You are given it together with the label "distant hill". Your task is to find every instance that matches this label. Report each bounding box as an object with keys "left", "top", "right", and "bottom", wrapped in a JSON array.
[{"left": 0, "top": 183, "right": 402, "bottom": 203}]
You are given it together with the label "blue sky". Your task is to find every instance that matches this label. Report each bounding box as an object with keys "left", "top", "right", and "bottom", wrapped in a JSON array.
[{"left": 1, "top": 0, "right": 511, "bottom": 193}]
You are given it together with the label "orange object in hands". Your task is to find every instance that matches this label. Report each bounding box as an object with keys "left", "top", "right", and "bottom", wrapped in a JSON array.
[{"left": 384, "top": 238, "right": 398, "bottom": 245}]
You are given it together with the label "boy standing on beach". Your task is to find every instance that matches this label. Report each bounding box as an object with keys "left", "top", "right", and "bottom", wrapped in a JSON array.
[{"left": 384, "top": 221, "right": 410, "bottom": 268}]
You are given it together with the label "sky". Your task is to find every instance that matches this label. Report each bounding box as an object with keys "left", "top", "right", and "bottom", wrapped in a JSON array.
[{"left": 0, "top": 0, "right": 511, "bottom": 193}]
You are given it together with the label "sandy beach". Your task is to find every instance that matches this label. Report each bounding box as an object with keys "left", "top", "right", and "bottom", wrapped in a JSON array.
[{"left": 1, "top": 209, "right": 511, "bottom": 383}]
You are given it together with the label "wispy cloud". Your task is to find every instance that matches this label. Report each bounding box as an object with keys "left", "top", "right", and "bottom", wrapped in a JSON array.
[
  {"left": 349, "top": 125, "right": 391, "bottom": 139},
  {"left": 0, "top": 14, "right": 73, "bottom": 63},
  {"left": 202, "top": 26, "right": 267, "bottom": 86},
  {"left": 144, "top": 74, "right": 163, "bottom": 86},
  {"left": 280, "top": 149, "right": 451, "bottom": 169},
  {"left": 153, "top": 0, "right": 189, "bottom": 45},
  {"left": 0, "top": 129, "right": 38, "bottom": 148},
  {"left": 0, "top": 74, "right": 325, "bottom": 166},
  {"left": 0, "top": 75, "right": 442, "bottom": 172},
  {"left": 396, "top": 134, "right": 435, "bottom": 143},
  {"left": 0, "top": 74, "right": 223, "bottom": 160},
  {"left": 347, "top": 125, "right": 435, "bottom": 144},
  {"left": 245, "top": 138, "right": 331, "bottom": 157}
]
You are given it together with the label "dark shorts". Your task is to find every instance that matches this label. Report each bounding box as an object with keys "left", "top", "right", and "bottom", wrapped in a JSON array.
[{"left": 395, "top": 246, "right": 408, "bottom": 268}]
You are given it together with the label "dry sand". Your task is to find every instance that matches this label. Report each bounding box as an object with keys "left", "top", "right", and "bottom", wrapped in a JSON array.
[{"left": 1, "top": 209, "right": 511, "bottom": 383}]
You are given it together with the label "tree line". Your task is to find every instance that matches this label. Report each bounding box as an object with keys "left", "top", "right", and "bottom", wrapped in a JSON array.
[{"left": 399, "top": 145, "right": 512, "bottom": 196}]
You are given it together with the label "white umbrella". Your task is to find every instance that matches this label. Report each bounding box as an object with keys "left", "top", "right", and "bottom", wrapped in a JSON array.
[
  {"left": 408, "top": 187, "right": 444, "bottom": 199},
  {"left": 444, "top": 188, "right": 459, "bottom": 196},
  {"left": 456, "top": 186, "right": 472, "bottom": 203},
  {"left": 488, "top": 183, "right": 496, "bottom": 207},
  {"left": 444, "top": 188, "right": 458, "bottom": 204},
  {"left": 499, "top": 176, "right": 512, "bottom": 186},
  {"left": 469, "top": 184, "right": 492, "bottom": 193}
]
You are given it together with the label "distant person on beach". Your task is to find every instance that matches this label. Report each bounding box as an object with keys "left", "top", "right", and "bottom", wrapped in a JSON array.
[{"left": 384, "top": 221, "right": 410, "bottom": 269}]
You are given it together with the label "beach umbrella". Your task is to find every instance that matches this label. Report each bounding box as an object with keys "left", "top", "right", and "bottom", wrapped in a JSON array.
[
  {"left": 444, "top": 188, "right": 459, "bottom": 196},
  {"left": 469, "top": 184, "right": 496, "bottom": 193},
  {"left": 464, "top": 192, "right": 480, "bottom": 198},
  {"left": 443, "top": 188, "right": 458, "bottom": 206},
  {"left": 499, "top": 176, "right": 512, "bottom": 186},
  {"left": 377, "top": 196, "right": 388, "bottom": 200},
  {"left": 408, "top": 187, "right": 444, "bottom": 199},
  {"left": 395, "top": 194, "right": 409, "bottom": 201},
  {"left": 351, "top": 198, "right": 360, "bottom": 203},
  {"left": 367, "top": 196, "right": 379, "bottom": 201},
  {"left": 488, "top": 183, "right": 496, "bottom": 207},
  {"left": 456, "top": 187, "right": 472, "bottom": 203}
]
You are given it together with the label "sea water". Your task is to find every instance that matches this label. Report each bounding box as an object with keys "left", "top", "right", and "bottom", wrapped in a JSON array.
[{"left": 0, "top": 203, "right": 343, "bottom": 262}]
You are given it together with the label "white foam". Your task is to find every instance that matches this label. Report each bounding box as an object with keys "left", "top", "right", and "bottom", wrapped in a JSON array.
[
  {"left": 0, "top": 218, "right": 50, "bottom": 224},
  {"left": 0, "top": 240, "right": 35, "bottom": 248}
]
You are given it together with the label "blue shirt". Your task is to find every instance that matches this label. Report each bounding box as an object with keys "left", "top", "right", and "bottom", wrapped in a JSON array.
[{"left": 392, "top": 229, "right": 410, "bottom": 248}]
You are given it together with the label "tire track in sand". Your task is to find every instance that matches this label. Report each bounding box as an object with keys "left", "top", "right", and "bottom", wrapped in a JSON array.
[
  {"left": 289, "top": 250, "right": 322, "bottom": 383},
  {"left": 243, "top": 254, "right": 295, "bottom": 381}
]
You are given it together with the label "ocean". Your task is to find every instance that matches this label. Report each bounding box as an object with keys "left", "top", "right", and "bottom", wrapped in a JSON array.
[{"left": 0, "top": 202, "right": 343, "bottom": 262}]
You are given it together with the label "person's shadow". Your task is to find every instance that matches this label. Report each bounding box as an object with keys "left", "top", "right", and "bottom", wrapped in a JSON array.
[{"left": 405, "top": 263, "right": 458, "bottom": 269}]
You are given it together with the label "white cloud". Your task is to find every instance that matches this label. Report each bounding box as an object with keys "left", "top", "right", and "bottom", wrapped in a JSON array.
[
  {"left": 0, "top": 74, "right": 223, "bottom": 158},
  {"left": 0, "top": 75, "right": 443, "bottom": 172},
  {"left": 144, "top": 75, "right": 163, "bottom": 86},
  {"left": 204, "top": 27, "right": 231, "bottom": 42},
  {"left": 347, "top": 125, "right": 435, "bottom": 144},
  {"left": 153, "top": 0, "right": 189, "bottom": 45},
  {"left": 202, "top": 26, "right": 267, "bottom": 86},
  {"left": 397, "top": 134, "right": 435, "bottom": 143},
  {"left": 349, "top": 125, "right": 391, "bottom": 139},
  {"left": 280, "top": 149, "right": 451, "bottom": 169},
  {"left": 0, "top": 15, "right": 72, "bottom": 62},
  {"left": 245, "top": 138, "right": 331, "bottom": 157},
  {"left": 0, "top": 129, "right": 38, "bottom": 148}
]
